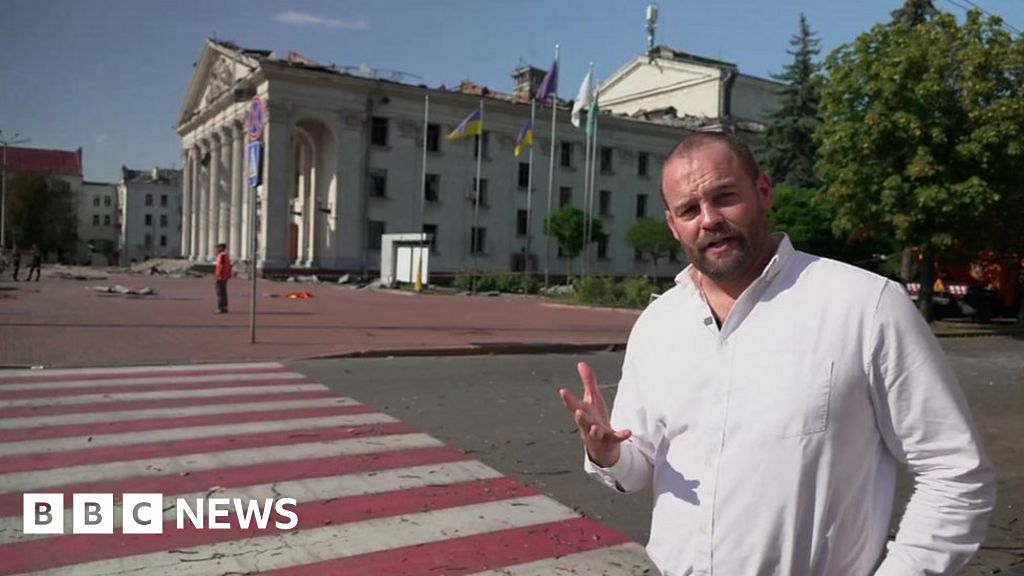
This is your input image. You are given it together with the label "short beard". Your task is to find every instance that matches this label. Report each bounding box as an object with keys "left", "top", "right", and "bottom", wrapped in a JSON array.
[{"left": 684, "top": 221, "right": 771, "bottom": 283}]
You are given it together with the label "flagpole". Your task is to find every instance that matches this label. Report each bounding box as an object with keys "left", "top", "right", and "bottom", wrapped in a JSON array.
[
  {"left": 417, "top": 94, "right": 429, "bottom": 288},
  {"left": 524, "top": 99, "right": 536, "bottom": 286},
  {"left": 472, "top": 98, "right": 483, "bottom": 294},
  {"left": 419, "top": 95, "right": 429, "bottom": 232},
  {"left": 588, "top": 101, "right": 599, "bottom": 273},
  {"left": 544, "top": 44, "right": 559, "bottom": 289},
  {"left": 581, "top": 62, "right": 594, "bottom": 278}
]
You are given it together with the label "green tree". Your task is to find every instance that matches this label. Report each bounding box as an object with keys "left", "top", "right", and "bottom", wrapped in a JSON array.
[
  {"left": 762, "top": 13, "right": 822, "bottom": 189},
  {"left": 816, "top": 9, "right": 1024, "bottom": 321},
  {"left": 626, "top": 218, "right": 679, "bottom": 279},
  {"left": 6, "top": 171, "right": 78, "bottom": 258},
  {"left": 543, "top": 205, "right": 605, "bottom": 281},
  {"left": 769, "top": 185, "right": 885, "bottom": 267}
]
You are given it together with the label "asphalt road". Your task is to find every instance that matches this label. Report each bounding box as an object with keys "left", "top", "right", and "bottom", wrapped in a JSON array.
[{"left": 289, "top": 336, "right": 1024, "bottom": 575}]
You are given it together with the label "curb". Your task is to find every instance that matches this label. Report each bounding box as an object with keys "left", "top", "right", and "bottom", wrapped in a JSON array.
[{"left": 293, "top": 342, "right": 628, "bottom": 361}]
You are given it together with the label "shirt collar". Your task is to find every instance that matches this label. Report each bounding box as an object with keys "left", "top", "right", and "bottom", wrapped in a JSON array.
[{"left": 674, "top": 232, "right": 794, "bottom": 293}]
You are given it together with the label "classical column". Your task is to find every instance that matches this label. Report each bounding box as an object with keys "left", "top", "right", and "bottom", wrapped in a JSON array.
[
  {"left": 207, "top": 134, "right": 222, "bottom": 259},
  {"left": 261, "top": 106, "right": 291, "bottom": 269},
  {"left": 181, "top": 147, "right": 192, "bottom": 259},
  {"left": 240, "top": 138, "right": 251, "bottom": 261},
  {"left": 197, "top": 140, "right": 210, "bottom": 261},
  {"left": 229, "top": 123, "right": 244, "bottom": 258},
  {"left": 217, "top": 130, "right": 231, "bottom": 250},
  {"left": 304, "top": 142, "right": 317, "bottom": 267}
]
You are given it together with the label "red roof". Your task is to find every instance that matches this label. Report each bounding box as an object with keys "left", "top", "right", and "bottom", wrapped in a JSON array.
[{"left": 4, "top": 146, "right": 82, "bottom": 177}]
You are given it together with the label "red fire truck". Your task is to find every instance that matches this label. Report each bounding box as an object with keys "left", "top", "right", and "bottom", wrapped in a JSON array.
[{"left": 905, "top": 252, "right": 1020, "bottom": 322}]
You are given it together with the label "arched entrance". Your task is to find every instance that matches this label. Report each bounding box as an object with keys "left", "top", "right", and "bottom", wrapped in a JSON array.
[{"left": 287, "top": 119, "right": 338, "bottom": 267}]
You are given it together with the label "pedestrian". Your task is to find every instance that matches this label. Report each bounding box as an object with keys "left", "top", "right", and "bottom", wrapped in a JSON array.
[
  {"left": 11, "top": 246, "right": 22, "bottom": 281},
  {"left": 214, "top": 242, "right": 232, "bottom": 313},
  {"left": 25, "top": 244, "right": 42, "bottom": 281},
  {"left": 560, "top": 132, "right": 995, "bottom": 575},
  {"left": 0, "top": 245, "right": 7, "bottom": 278}
]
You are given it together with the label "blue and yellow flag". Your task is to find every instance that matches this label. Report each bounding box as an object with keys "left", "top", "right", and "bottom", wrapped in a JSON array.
[
  {"left": 513, "top": 120, "right": 534, "bottom": 157},
  {"left": 447, "top": 109, "right": 483, "bottom": 140}
]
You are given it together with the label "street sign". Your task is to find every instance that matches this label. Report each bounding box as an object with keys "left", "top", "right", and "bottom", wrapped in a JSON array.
[
  {"left": 247, "top": 96, "right": 265, "bottom": 141},
  {"left": 247, "top": 141, "right": 262, "bottom": 188}
]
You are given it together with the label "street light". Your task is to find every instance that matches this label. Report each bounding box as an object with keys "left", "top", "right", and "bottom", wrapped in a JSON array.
[{"left": 1, "top": 130, "right": 31, "bottom": 247}]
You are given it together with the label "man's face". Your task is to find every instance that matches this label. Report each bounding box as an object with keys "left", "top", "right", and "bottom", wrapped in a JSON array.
[{"left": 662, "top": 142, "right": 774, "bottom": 283}]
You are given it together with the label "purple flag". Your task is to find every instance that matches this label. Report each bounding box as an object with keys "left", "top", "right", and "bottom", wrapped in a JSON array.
[{"left": 535, "top": 60, "right": 558, "bottom": 104}]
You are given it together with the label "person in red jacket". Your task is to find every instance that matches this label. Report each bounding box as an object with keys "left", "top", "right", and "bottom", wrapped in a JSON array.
[{"left": 214, "top": 243, "right": 232, "bottom": 313}]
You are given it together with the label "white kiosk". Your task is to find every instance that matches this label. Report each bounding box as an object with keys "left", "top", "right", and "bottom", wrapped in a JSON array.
[{"left": 379, "top": 233, "right": 432, "bottom": 288}]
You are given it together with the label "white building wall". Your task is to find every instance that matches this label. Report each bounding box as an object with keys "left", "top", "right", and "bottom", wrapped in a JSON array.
[
  {"left": 177, "top": 40, "right": 697, "bottom": 282},
  {"left": 731, "top": 75, "right": 784, "bottom": 123},
  {"left": 119, "top": 177, "right": 182, "bottom": 264},
  {"left": 78, "top": 182, "right": 119, "bottom": 265}
]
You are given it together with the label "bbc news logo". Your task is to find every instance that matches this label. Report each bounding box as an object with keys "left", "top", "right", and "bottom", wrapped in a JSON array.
[{"left": 23, "top": 494, "right": 298, "bottom": 535}]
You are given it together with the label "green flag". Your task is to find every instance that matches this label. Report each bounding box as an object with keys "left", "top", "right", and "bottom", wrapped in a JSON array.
[{"left": 586, "top": 98, "right": 599, "bottom": 137}]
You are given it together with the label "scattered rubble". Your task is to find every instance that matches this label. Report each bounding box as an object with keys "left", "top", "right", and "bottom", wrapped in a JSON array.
[{"left": 87, "top": 285, "right": 157, "bottom": 296}]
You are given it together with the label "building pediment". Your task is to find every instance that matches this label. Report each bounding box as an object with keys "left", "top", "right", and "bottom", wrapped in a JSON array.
[
  {"left": 177, "top": 40, "right": 262, "bottom": 132},
  {"left": 599, "top": 57, "right": 723, "bottom": 108}
]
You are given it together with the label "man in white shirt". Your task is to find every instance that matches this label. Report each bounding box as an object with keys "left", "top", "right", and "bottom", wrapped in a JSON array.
[{"left": 560, "top": 132, "right": 995, "bottom": 575}]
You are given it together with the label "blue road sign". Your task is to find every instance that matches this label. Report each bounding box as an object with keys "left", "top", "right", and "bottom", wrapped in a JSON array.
[{"left": 247, "top": 141, "right": 262, "bottom": 188}]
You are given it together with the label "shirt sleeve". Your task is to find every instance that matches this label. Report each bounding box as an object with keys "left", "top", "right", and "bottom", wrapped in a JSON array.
[
  {"left": 868, "top": 281, "right": 996, "bottom": 575},
  {"left": 583, "top": 347, "right": 657, "bottom": 494}
]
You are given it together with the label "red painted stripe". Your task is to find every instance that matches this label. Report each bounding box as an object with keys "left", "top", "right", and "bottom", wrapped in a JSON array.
[
  {"left": 0, "top": 422, "right": 416, "bottom": 474},
  {"left": 0, "top": 477, "right": 536, "bottom": 575},
  {"left": 0, "top": 389, "right": 337, "bottom": 420},
  {"left": 0, "top": 404, "right": 375, "bottom": 443},
  {"left": 0, "top": 365, "right": 289, "bottom": 386},
  {"left": 260, "top": 517, "right": 630, "bottom": 576},
  {"left": 0, "top": 446, "right": 467, "bottom": 518},
  {"left": 0, "top": 376, "right": 314, "bottom": 400}
]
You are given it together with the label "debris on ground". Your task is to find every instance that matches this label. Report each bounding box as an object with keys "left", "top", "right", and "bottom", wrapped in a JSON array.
[
  {"left": 130, "top": 258, "right": 202, "bottom": 276},
  {"left": 286, "top": 275, "right": 322, "bottom": 284},
  {"left": 87, "top": 285, "right": 157, "bottom": 296},
  {"left": 285, "top": 291, "right": 315, "bottom": 299}
]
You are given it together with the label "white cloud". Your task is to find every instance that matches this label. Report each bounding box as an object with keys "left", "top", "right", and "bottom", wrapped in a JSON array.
[
  {"left": 273, "top": 10, "right": 368, "bottom": 30},
  {"left": 94, "top": 133, "right": 108, "bottom": 144}
]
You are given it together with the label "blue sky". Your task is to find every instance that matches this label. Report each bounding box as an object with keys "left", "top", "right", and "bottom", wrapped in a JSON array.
[{"left": 2, "top": 0, "right": 1022, "bottom": 182}]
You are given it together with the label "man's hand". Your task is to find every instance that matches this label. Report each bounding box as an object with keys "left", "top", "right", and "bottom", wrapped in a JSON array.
[{"left": 560, "top": 362, "right": 632, "bottom": 468}]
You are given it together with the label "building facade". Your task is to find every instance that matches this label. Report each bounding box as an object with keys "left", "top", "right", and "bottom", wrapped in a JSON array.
[
  {"left": 117, "top": 167, "right": 182, "bottom": 264},
  {"left": 176, "top": 39, "right": 775, "bottom": 281},
  {"left": 78, "top": 181, "right": 119, "bottom": 265},
  {"left": 2, "top": 146, "right": 83, "bottom": 256},
  {"left": 598, "top": 45, "right": 784, "bottom": 131}
]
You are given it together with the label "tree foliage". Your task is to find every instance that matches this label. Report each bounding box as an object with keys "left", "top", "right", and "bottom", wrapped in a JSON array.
[
  {"left": 626, "top": 218, "right": 679, "bottom": 278},
  {"left": 5, "top": 171, "right": 78, "bottom": 257},
  {"left": 762, "top": 13, "right": 822, "bottom": 188},
  {"left": 768, "top": 185, "right": 885, "bottom": 267},
  {"left": 816, "top": 9, "right": 1024, "bottom": 318},
  {"left": 543, "top": 205, "right": 605, "bottom": 280}
]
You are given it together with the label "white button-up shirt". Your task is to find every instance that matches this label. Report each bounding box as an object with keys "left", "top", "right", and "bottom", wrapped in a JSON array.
[{"left": 586, "top": 235, "right": 995, "bottom": 576}]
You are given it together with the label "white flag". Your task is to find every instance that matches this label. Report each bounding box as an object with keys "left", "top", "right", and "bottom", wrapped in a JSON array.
[{"left": 570, "top": 67, "right": 593, "bottom": 128}]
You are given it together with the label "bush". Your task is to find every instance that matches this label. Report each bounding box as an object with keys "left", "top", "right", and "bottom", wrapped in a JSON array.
[
  {"left": 453, "top": 271, "right": 540, "bottom": 294},
  {"left": 575, "top": 276, "right": 659, "bottom": 308}
]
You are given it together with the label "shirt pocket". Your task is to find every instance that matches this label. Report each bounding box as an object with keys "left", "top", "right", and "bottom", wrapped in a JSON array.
[{"left": 733, "top": 352, "right": 834, "bottom": 438}]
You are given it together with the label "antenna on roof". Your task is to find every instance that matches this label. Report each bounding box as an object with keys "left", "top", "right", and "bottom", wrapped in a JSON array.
[{"left": 646, "top": 4, "right": 659, "bottom": 61}]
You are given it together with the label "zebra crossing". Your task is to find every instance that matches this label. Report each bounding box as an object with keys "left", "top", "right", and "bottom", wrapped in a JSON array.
[{"left": 0, "top": 362, "right": 654, "bottom": 575}]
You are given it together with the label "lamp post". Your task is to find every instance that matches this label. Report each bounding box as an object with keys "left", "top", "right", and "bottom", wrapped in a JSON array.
[{"left": 0, "top": 130, "right": 31, "bottom": 247}]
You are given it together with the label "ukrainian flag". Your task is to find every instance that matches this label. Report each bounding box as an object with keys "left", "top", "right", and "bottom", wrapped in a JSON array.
[
  {"left": 514, "top": 119, "right": 534, "bottom": 157},
  {"left": 447, "top": 109, "right": 483, "bottom": 140}
]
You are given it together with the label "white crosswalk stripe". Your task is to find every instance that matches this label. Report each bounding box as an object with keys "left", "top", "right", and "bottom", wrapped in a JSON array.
[{"left": 0, "top": 362, "right": 655, "bottom": 575}]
